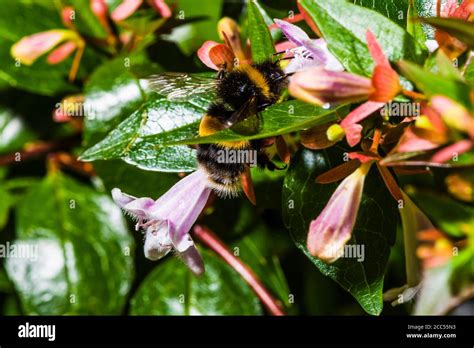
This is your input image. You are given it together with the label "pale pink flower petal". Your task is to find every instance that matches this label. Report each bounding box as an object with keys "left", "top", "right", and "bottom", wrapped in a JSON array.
[
  {"left": 289, "top": 67, "right": 373, "bottom": 105},
  {"left": 11, "top": 29, "right": 73, "bottom": 65},
  {"left": 47, "top": 41, "right": 77, "bottom": 64},
  {"left": 111, "top": 0, "right": 143, "bottom": 21},
  {"left": 431, "top": 140, "right": 473, "bottom": 163},
  {"left": 307, "top": 165, "right": 370, "bottom": 263},
  {"left": 149, "top": 0, "right": 172, "bottom": 18},
  {"left": 111, "top": 169, "right": 211, "bottom": 276}
]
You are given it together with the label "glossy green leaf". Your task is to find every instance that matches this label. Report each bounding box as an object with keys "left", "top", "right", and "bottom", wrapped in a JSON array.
[
  {"left": 450, "top": 248, "right": 474, "bottom": 294},
  {"left": 0, "top": 0, "right": 78, "bottom": 95},
  {"left": 234, "top": 225, "right": 291, "bottom": 307},
  {"left": 465, "top": 58, "right": 474, "bottom": 89},
  {"left": 299, "top": 0, "right": 428, "bottom": 76},
  {"left": 130, "top": 249, "right": 262, "bottom": 315},
  {"left": 0, "top": 107, "right": 36, "bottom": 154},
  {"left": 407, "top": 0, "right": 427, "bottom": 45},
  {"left": 93, "top": 160, "right": 180, "bottom": 198},
  {"left": 247, "top": 0, "right": 275, "bottom": 62},
  {"left": 414, "top": 0, "right": 437, "bottom": 39},
  {"left": 80, "top": 92, "right": 212, "bottom": 172},
  {"left": 62, "top": 0, "right": 108, "bottom": 39},
  {"left": 164, "top": 101, "right": 346, "bottom": 146},
  {"left": 0, "top": 185, "right": 11, "bottom": 229},
  {"left": 5, "top": 172, "right": 134, "bottom": 315},
  {"left": 408, "top": 189, "right": 474, "bottom": 238},
  {"left": 421, "top": 17, "right": 474, "bottom": 49},
  {"left": 399, "top": 60, "right": 472, "bottom": 108},
  {"left": 164, "top": 0, "right": 224, "bottom": 56},
  {"left": 354, "top": 0, "right": 409, "bottom": 27},
  {"left": 83, "top": 56, "right": 160, "bottom": 145},
  {"left": 282, "top": 148, "right": 398, "bottom": 315}
]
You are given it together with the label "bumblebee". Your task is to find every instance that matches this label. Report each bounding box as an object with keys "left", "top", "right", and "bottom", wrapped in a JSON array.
[{"left": 149, "top": 60, "right": 288, "bottom": 198}]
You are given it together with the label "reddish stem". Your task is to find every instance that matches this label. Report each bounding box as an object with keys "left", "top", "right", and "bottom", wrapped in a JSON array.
[
  {"left": 0, "top": 135, "right": 79, "bottom": 166},
  {"left": 193, "top": 225, "right": 286, "bottom": 316}
]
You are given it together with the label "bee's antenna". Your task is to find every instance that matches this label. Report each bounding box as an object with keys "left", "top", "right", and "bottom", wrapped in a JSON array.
[{"left": 274, "top": 72, "right": 294, "bottom": 81}]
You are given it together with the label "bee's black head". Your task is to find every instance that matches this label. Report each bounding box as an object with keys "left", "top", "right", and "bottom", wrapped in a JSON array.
[{"left": 254, "top": 60, "right": 288, "bottom": 100}]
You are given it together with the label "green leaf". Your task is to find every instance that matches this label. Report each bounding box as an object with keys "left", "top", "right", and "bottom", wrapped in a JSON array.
[
  {"left": 414, "top": 0, "right": 438, "bottom": 39},
  {"left": 407, "top": 0, "right": 427, "bottom": 45},
  {"left": 62, "top": 0, "right": 108, "bottom": 39},
  {"left": 247, "top": 0, "right": 275, "bottom": 62},
  {"left": 0, "top": 185, "right": 12, "bottom": 229},
  {"left": 450, "top": 248, "right": 474, "bottom": 294},
  {"left": 80, "top": 91, "right": 212, "bottom": 172},
  {"left": 93, "top": 160, "right": 180, "bottom": 198},
  {"left": 421, "top": 17, "right": 474, "bottom": 49},
  {"left": 0, "top": 106, "right": 36, "bottom": 154},
  {"left": 164, "top": 101, "right": 346, "bottom": 146},
  {"left": 234, "top": 225, "right": 291, "bottom": 307},
  {"left": 354, "top": 0, "right": 409, "bottom": 28},
  {"left": 299, "top": 0, "right": 428, "bottom": 76},
  {"left": 5, "top": 172, "right": 134, "bottom": 315},
  {"left": 0, "top": 0, "right": 78, "bottom": 95},
  {"left": 465, "top": 58, "right": 474, "bottom": 89},
  {"left": 398, "top": 60, "right": 472, "bottom": 108},
  {"left": 282, "top": 148, "right": 398, "bottom": 315},
  {"left": 164, "top": 0, "right": 224, "bottom": 56},
  {"left": 83, "top": 56, "right": 160, "bottom": 145},
  {"left": 408, "top": 189, "right": 474, "bottom": 238},
  {"left": 130, "top": 249, "right": 263, "bottom": 315}
]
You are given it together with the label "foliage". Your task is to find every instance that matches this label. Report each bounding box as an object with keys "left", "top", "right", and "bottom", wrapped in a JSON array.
[{"left": 0, "top": 0, "right": 473, "bottom": 316}]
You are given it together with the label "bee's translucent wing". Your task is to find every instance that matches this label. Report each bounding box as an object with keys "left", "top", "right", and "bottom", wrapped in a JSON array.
[{"left": 147, "top": 73, "right": 218, "bottom": 102}]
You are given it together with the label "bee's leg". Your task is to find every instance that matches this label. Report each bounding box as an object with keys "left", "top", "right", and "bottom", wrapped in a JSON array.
[{"left": 251, "top": 140, "right": 287, "bottom": 171}]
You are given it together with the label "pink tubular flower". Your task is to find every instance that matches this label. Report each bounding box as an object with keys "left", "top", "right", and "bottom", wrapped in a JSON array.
[
  {"left": 273, "top": 19, "right": 343, "bottom": 73},
  {"left": 290, "top": 31, "right": 402, "bottom": 147},
  {"left": 11, "top": 29, "right": 80, "bottom": 66},
  {"left": 111, "top": 0, "right": 171, "bottom": 22},
  {"left": 307, "top": 163, "right": 371, "bottom": 262},
  {"left": 112, "top": 169, "right": 212, "bottom": 275}
]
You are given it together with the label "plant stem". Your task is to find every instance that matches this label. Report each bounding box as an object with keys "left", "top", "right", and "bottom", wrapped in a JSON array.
[
  {"left": 0, "top": 135, "right": 79, "bottom": 166},
  {"left": 192, "top": 225, "right": 286, "bottom": 316}
]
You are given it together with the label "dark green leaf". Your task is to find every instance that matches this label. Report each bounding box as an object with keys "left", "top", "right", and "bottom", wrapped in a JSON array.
[
  {"left": 0, "top": 0, "right": 78, "bottom": 95},
  {"left": 421, "top": 17, "right": 474, "bottom": 49},
  {"left": 0, "top": 107, "right": 36, "bottom": 154},
  {"left": 164, "top": 0, "right": 224, "bottom": 56},
  {"left": 165, "top": 101, "right": 346, "bottom": 146},
  {"left": 354, "top": 0, "right": 409, "bottom": 28},
  {"left": 83, "top": 56, "right": 161, "bottom": 145},
  {"left": 247, "top": 0, "right": 275, "bottom": 62},
  {"left": 408, "top": 189, "right": 474, "bottom": 238},
  {"left": 130, "top": 249, "right": 262, "bottom": 315},
  {"left": 80, "top": 91, "right": 212, "bottom": 172},
  {"left": 282, "top": 148, "right": 398, "bottom": 315},
  {"left": 234, "top": 225, "right": 291, "bottom": 307},
  {"left": 398, "top": 60, "right": 472, "bottom": 108},
  {"left": 450, "top": 248, "right": 474, "bottom": 294},
  {"left": 465, "top": 58, "right": 474, "bottom": 89},
  {"left": 299, "top": 0, "right": 428, "bottom": 76},
  {"left": 62, "top": 0, "right": 108, "bottom": 39},
  {"left": 407, "top": 0, "right": 427, "bottom": 45},
  {"left": 5, "top": 172, "right": 134, "bottom": 314},
  {"left": 0, "top": 185, "right": 11, "bottom": 229},
  {"left": 93, "top": 160, "right": 180, "bottom": 198}
]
